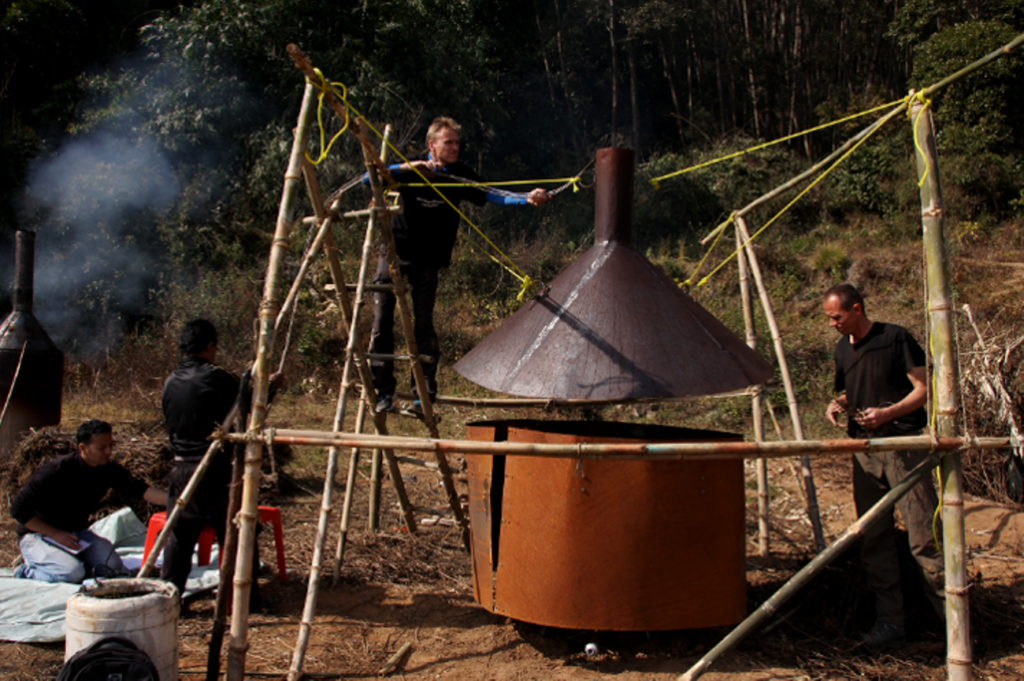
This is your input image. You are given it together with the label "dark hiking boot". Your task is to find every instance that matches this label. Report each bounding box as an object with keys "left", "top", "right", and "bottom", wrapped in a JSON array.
[
  {"left": 860, "top": 621, "right": 906, "bottom": 652},
  {"left": 375, "top": 394, "right": 394, "bottom": 414}
]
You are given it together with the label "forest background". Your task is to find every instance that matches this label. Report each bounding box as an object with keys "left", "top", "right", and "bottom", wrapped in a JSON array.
[{"left": 1, "top": 0, "right": 1023, "bottom": 452}]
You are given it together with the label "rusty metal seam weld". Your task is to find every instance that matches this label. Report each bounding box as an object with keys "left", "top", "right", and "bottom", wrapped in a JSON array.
[
  {"left": 929, "top": 302, "right": 952, "bottom": 312},
  {"left": 947, "top": 657, "right": 973, "bottom": 666},
  {"left": 941, "top": 498, "right": 964, "bottom": 507}
]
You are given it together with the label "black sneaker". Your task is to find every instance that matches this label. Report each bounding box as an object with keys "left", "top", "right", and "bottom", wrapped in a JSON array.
[
  {"left": 861, "top": 621, "right": 906, "bottom": 652},
  {"left": 375, "top": 394, "right": 394, "bottom": 413}
]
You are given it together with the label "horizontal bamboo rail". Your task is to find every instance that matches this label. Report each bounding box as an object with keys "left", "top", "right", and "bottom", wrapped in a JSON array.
[
  {"left": 224, "top": 430, "right": 1008, "bottom": 461},
  {"left": 392, "top": 385, "right": 778, "bottom": 407}
]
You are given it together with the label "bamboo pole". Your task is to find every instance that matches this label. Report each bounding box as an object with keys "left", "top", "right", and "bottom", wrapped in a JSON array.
[
  {"left": 912, "top": 94, "right": 971, "bottom": 681},
  {"left": 368, "top": 446, "right": 383, "bottom": 530},
  {"left": 287, "top": 153, "right": 373, "bottom": 680},
  {"left": 333, "top": 397, "right": 367, "bottom": 581},
  {"left": 368, "top": 126, "right": 393, "bottom": 533},
  {"left": 226, "top": 429, "right": 1006, "bottom": 460},
  {"left": 735, "top": 216, "right": 826, "bottom": 551},
  {"left": 392, "top": 387, "right": 772, "bottom": 407},
  {"left": 308, "top": 169, "right": 416, "bottom": 533},
  {"left": 288, "top": 119, "right": 413, "bottom": 681},
  {"left": 225, "top": 81, "right": 317, "bottom": 681},
  {"left": 678, "top": 454, "right": 944, "bottom": 681},
  {"left": 737, "top": 226, "right": 769, "bottom": 556},
  {"left": 206, "top": 409, "right": 247, "bottom": 681}
]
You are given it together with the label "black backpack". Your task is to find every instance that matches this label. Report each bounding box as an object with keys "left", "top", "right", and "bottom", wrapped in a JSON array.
[{"left": 57, "top": 636, "right": 160, "bottom": 681}]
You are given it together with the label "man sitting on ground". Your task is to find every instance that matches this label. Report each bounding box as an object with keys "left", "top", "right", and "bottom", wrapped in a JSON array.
[{"left": 10, "top": 419, "right": 168, "bottom": 583}]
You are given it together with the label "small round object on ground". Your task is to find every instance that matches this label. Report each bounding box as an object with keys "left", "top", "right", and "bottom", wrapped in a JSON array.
[{"left": 584, "top": 642, "right": 599, "bottom": 656}]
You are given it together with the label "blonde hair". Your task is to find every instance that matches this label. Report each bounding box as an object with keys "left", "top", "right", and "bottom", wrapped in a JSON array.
[{"left": 427, "top": 117, "right": 461, "bottom": 143}]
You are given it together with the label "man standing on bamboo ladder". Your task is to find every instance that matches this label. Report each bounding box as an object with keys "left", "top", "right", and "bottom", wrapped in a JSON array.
[
  {"left": 370, "top": 116, "right": 550, "bottom": 414},
  {"left": 161, "top": 319, "right": 282, "bottom": 611},
  {"left": 823, "top": 283, "right": 944, "bottom": 652}
]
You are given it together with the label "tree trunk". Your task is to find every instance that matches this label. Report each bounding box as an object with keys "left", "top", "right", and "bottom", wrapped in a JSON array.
[
  {"left": 628, "top": 30, "right": 641, "bottom": 152},
  {"left": 658, "top": 33, "right": 687, "bottom": 145},
  {"left": 608, "top": 0, "right": 619, "bottom": 142}
]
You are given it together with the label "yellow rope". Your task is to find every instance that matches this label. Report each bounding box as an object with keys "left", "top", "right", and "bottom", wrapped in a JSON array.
[
  {"left": 649, "top": 97, "right": 908, "bottom": 188},
  {"left": 692, "top": 101, "right": 909, "bottom": 287},
  {"left": 305, "top": 75, "right": 350, "bottom": 165},
  {"left": 910, "top": 90, "right": 934, "bottom": 188},
  {"left": 304, "top": 70, "right": 540, "bottom": 300},
  {"left": 397, "top": 177, "right": 581, "bottom": 191},
  {"left": 680, "top": 213, "right": 733, "bottom": 287}
]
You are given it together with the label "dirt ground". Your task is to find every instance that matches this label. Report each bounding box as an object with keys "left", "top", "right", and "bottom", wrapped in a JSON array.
[{"left": 2, "top": 437, "right": 1023, "bottom": 680}]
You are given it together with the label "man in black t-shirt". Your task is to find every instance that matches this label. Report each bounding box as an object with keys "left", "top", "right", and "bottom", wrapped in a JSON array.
[
  {"left": 369, "top": 117, "right": 549, "bottom": 413},
  {"left": 824, "top": 283, "right": 944, "bottom": 652},
  {"left": 10, "top": 419, "right": 167, "bottom": 583}
]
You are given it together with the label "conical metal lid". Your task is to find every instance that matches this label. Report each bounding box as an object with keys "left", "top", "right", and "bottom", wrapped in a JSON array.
[{"left": 454, "top": 147, "right": 773, "bottom": 400}]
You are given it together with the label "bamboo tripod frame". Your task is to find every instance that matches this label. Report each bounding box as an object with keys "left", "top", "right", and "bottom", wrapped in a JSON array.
[{"left": 218, "top": 35, "right": 1024, "bottom": 681}]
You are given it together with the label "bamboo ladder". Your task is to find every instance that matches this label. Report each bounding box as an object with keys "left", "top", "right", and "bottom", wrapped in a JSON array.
[{"left": 279, "top": 47, "right": 470, "bottom": 681}]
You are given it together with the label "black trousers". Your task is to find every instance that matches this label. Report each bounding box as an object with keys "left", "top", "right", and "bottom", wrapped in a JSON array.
[
  {"left": 369, "top": 256, "right": 440, "bottom": 399},
  {"left": 161, "top": 457, "right": 260, "bottom": 598}
]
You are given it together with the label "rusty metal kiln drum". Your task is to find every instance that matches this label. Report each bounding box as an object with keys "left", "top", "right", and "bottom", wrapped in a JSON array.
[
  {"left": 0, "top": 231, "right": 63, "bottom": 457},
  {"left": 466, "top": 420, "right": 747, "bottom": 631}
]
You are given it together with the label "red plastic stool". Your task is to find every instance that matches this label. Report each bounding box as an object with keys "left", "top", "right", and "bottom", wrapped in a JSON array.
[
  {"left": 142, "top": 512, "right": 218, "bottom": 568},
  {"left": 141, "top": 506, "right": 287, "bottom": 582}
]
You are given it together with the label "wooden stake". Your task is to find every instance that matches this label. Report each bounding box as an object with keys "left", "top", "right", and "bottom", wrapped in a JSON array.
[
  {"left": 912, "top": 94, "right": 971, "bottom": 681},
  {"left": 735, "top": 216, "right": 826, "bottom": 551}
]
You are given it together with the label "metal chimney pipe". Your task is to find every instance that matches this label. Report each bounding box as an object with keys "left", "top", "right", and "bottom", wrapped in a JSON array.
[
  {"left": 14, "top": 230, "right": 34, "bottom": 312},
  {"left": 594, "top": 147, "right": 634, "bottom": 244}
]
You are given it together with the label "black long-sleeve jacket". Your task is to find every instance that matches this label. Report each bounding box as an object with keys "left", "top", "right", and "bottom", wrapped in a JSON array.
[{"left": 162, "top": 356, "right": 239, "bottom": 462}]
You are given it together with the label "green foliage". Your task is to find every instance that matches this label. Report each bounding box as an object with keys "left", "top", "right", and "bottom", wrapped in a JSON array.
[
  {"left": 812, "top": 243, "right": 851, "bottom": 280},
  {"left": 907, "top": 21, "right": 1024, "bottom": 222},
  {"left": 635, "top": 152, "right": 724, "bottom": 254}
]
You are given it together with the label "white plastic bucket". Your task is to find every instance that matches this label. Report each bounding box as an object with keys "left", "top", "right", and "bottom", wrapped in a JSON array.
[{"left": 65, "top": 578, "right": 179, "bottom": 681}]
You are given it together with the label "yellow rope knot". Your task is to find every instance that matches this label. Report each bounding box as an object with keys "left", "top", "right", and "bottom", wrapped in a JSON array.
[
  {"left": 306, "top": 68, "right": 350, "bottom": 166},
  {"left": 517, "top": 276, "right": 535, "bottom": 301},
  {"left": 910, "top": 91, "right": 934, "bottom": 188}
]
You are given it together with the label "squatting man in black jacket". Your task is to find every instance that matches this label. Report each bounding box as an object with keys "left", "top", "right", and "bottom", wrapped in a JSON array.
[
  {"left": 10, "top": 419, "right": 168, "bottom": 582},
  {"left": 161, "top": 319, "right": 283, "bottom": 609}
]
